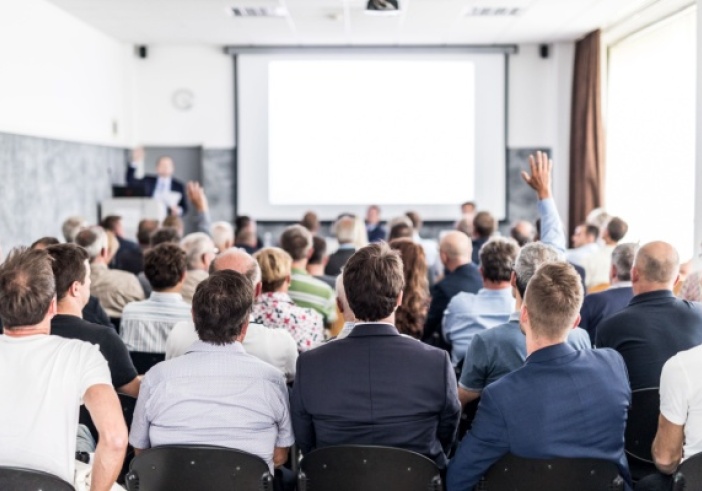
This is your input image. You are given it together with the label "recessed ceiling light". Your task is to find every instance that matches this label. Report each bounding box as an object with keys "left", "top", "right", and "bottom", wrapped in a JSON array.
[
  {"left": 228, "top": 6, "right": 289, "bottom": 18},
  {"left": 463, "top": 6, "right": 522, "bottom": 17}
]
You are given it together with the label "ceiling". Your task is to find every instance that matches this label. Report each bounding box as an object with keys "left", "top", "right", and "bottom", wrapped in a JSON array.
[{"left": 47, "top": 0, "right": 662, "bottom": 46}]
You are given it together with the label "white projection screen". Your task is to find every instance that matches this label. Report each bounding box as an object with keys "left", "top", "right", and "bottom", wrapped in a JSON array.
[{"left": 236, "top": 52, "right": 506, "bottom": 221}]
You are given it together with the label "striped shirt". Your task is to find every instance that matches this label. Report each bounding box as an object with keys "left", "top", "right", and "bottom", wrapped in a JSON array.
[
  {"left": 120, "top": 292, "right": 192, "bottom": 353},
  {"left": 129, "top": 341, "right": 295, "bottom": 472},
  {"left": 289, "top": 268, "right": 337, "bottom": 324}
]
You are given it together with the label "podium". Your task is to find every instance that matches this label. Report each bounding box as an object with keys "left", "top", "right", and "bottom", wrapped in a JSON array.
[{"left": 100, "top": 198, "right": 165, "bottom": 242}]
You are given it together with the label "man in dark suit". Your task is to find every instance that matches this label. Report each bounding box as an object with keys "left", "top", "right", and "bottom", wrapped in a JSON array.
[
  {"left": 471, "top": 211, "right": 495, "bottom": 264},
  {"left": 365, "top": 205, "right": 386, "bottom": 243},
  {"left": 126, "top": 148, "right": 188, "bottom": 215},
  {"left": 580, "top": 243, "right": 637, "bottom": 345},
  {"left": 597, "top": 241, "right": 702, "bottom": 390},
  {"left": 447, "top": 263, "right": 632, "bottom": 490},
  {"left": 291, "top": 243, "right": 461, "bottom": 469},
  {"left": 423, "top": 231, "right": 482, "bottom": 349},
  {"left": 325, "top": 216, "right": 356, "bottom": 276},
  {"left": 101, "top": 215, "right": 144, "bottom": 275}
]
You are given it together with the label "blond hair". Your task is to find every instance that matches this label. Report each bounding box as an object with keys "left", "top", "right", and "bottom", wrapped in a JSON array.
[{"left": 254, "top": 247, "right": 292, "bottom": 293}]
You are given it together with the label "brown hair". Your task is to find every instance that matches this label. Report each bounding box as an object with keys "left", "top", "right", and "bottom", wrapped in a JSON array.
[
  {"left": 479, "top": 237, "right": 519, "bottom": 282},
  {"left": 388, "top": 223, "right": 413, "bottom": 241},
  {"left": 100, "top": 215, "right": 122, "bottom": 233},
  {"left": 309, "top": 236, "right": 327, "bottom": 266},
  {"left": 30, "top": 236, "right": 60, "bottom": 250},
  {"left": 279, "top": 225, "right": 312, "bottom": 261},
  {"left": 0, "top": 248, "right": 56, "bottom": 328},
  {"left": 389, "top": 238, "right": 429, "bottom": 338},
  {"left": 162, "top": 215, "right": 183, "bottom": 231},
  {"left": 524, "top": 262, "right": 583, "bottom": 339},
  {"left": 144, "top": 243, "right": 187, "bottom": 291},
  {"left": 343, "top": 243, "right": 405, "bottom": 322},
  {"left": 473, "top": 211, "right": 496, "bottom": 238},
  {"left": 254, "top": 247, "right": 292, "bottom": 293},
  {"left": 137, "top": 219, "right": 159, "bottom": 246},
  {"left": 150, "top": 227, "right": 181, "bottom": 247},
  {"left": 46, "top": 244, "right": 90, "bottom": 302},
  {"left": 193, "top": 270, "right": 253, "bottom": 345},
  {"left": 607, "top": 217, "right": 628, "bottom": 242},
  {"left": 300, "top": 211, "right": 320, "bottom": 233}
]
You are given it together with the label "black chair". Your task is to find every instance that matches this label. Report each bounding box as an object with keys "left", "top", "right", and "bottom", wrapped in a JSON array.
[
  {"left": 476, "top": 453, "right": 625, "bottom": 491},
  {"left": 124, "top": 445, "right": 273, "bottom": 491},
  {"left": 298, "top": 445, "right": 442, "bottom": 491},
  {"left": 673, "top": 452, "right": 702, "bottom": 491},
  {"left": 0, "top": 466, "right": 74, "bottom": 491},
  {"left": 625, "top": 387, "right": 660, "bottom": 480},
  {"left": 129, "top": 351, "right": 165, "bottom": 375}
]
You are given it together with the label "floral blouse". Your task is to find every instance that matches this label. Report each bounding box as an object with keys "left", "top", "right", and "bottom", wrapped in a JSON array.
[{"left": 252, "top": 292, "right": 324, "bottom": 351}]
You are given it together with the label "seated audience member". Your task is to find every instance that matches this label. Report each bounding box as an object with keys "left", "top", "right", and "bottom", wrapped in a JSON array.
[
  {"left": 332, "top": 272, "right": 356, "bottom": 341},
  {"left": 47, "top": 244, "right": 140, "bottom": 398},
  {"left": 471, "top": 211, "right": 496, "bottom": 265},
  {"left": 291, "top": 243, "right": 461, "bottom": 468},
  {"left": 447, "top": 263, "right": 632, "bottom": 490},
  {"left": 458, "top": 243, "right": 592, "bottom": 407},
  {"left": 365, "top": 204, "right": 386, "bottom": 243},
  {"left": 31, "top": 236, "right": 60, "bottom": 249},
  {"left": 161, "top": 215, "right": 184, "bottom": 238},
  {"left": 252, "top": 247, "right": 324, "bottom": 351},
  {"left": 300, "top": 211, "right": 320, "bottom": 235},
  {"left": 211, "top": 221, "right": 234, "bottom": 253},
  {"left": 406, "top": 211, "right": 441, "bottom": 285},
  {"left": 565, "top": 223, "right": 600, "bottom": 267},
  {"left": 136, "top": 219, "right": 159, "bottom": 253},
  {"left": 120, "top": 243, "right": 191, "bottom": 353},
  {"left": 130, "top": 271, "right": 294, "bottom": 475},
  {"left": 456, "top": 216, "right": 473, "bottom": 238},
  {"left": 75, "top": 226, "right": 145, "bottom": 318},
  {"left": 0, "top": 248, "right": 127, "bottom": 489},
  {"left": 389, "top": 238, "right": 429, "bottom": 339},
  {"left": 678, "top": 269, "right": 702, "bottom": 302},
  {"left": 597, "top": 242, "right": 702, "bottom": 390},
  {"left": 351, "top": 215, "right": 369, "bottom": 249},
  {"left": 179, "top": 232, "right": 216, "bottom": 303},
  {"left": 307, "top": 236, "right": 336, "bottom": 289},
  {"left": 388, "top": 221, "right": 413, "bottom": 240},
  {"left": 101, "top": 215, "right": 143, "bottom": 275},
  {"left": 423, "top": 231, "right": 482, "bottom": 349},
  {"left": 280, "top": 225, "right": 337, "bottom": 324},
  {"left": 580, "top": 243, "right": 637, "bottom": 345},
  {"left": 150, "top": 226, "right": 180, "bottom": 247},
  {"left": 443, "top": 238, "right": 519, "bottom": 365},
  {"left": 325, "top": 216, "right": 356, "bottom": 276},
  {"left": 166, "top": 248, "right": 298, "bottom": 382},
  {"left": 510, "top": 220, "right": 535, "bottom": 247},
  {"left": 234, "top": 215, "right": 261, "bottom": 254},
  {"left": 104, "top": 230, "right": 120, "bottom": 265},
  {"left": 62, "top": 215, "right": 87, "bottom": 243},
  {"left": 583, "top": 217, "right": 629, "bottom": 289}
]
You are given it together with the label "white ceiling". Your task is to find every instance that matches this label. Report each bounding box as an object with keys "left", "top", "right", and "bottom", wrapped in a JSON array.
[{"left": 47, "top": 0, "right": 661, "bottom": 46}]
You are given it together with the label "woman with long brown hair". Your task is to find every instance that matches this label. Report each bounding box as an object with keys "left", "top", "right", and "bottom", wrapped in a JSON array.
[{"left": 389, "top": 238, "right": 429, "bottom": 339}]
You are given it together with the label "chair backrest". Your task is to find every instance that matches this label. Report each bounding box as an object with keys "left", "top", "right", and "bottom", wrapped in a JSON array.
[
  {"left": 298, "top": 445, "right": 442, "bottom": 491},
  {"left": 124, "top": 445, "right": 273, "bottom": 491},
  {"left": 674, "top": 451, "right": 702, "bottom": 491},
  {"left": 477, "top": 454, "right": 624, "bottom": 491},
  {"left": 129, "top": 351, "right": 165, "bottom": 375},
  {"left": 625, "top": 387, "right": 660, "bottom": 463},
  {"left": 0, "top": 466, "right": 75, "bottom": 491}
]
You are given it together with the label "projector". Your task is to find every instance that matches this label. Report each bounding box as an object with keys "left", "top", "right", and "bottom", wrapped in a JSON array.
[{"left": 366, "top": 0, "right": 399, "bottom": 12}]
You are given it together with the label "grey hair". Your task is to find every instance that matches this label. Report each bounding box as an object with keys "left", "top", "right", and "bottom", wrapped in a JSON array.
[
  {"left": 611, "top": 243, "right": 638, "bottom": 281},
  {"left": 514, "top": 242, "right": 564, "bottom": 298},
  {"left": 180, "top": 232, "right": 214, "bottom": 270},
  {"left": 61, "top": 216, "right": 87, "bottom": 243},
  {"left": 211, "top": 221, "right": 234, "bottom": 249},
  {"left": 387, "top": 215, "right": 413, "bottom": 229},
  {"left": 74, "top": 226, "right": 107, "bottom": 261}
]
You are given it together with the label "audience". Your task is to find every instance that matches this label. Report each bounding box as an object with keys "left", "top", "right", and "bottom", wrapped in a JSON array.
[
  {"left": 291, "top": 242, "right": 460, "bottom": 468},
  {"left": 406, "top": 210, "right": 441, "bottom": 285},
  {"left": 136, "top": 218, "right": 159, "bottom": 251},
  {"left": 471, "top": 211, "right": 496, "bottom": 264},
  {"left": 510, "top": 220, "right": 535, "bottom": 246},
  {"left": 455, "top": 216, "right": 473, "bottom": 238},
  {"left": 61, "top": 215, "right": 87, "bottom": 243},
  {"left": 211, "top": 220, "right": 234, "bottom": 253},
  {"left": 300, "top": 211, "right": 320, "bottom": 235},
  {"left": 325, "top": 216, "right": 356, "bottom": 276},
  {"left": 583, "top": 216, "right": 629, "bottom": 289},
  {"left": 101, "top": 215, "right": 143, "bottom": 275},
  {"left": 443, "top": 237, "right": 519, "bottom": 365},
  {"left": 388, "top": 220, "right": 413, "bottom": 240},
  {"left": 150, "top": 226, "right": 181, "bottom": 246},
  {"left": 447, "top": 262, "right": 632, "bottom": 490},
  {"left": 365, "top": 204, "right": 386, "bottom": 243},
  {"left": 351, "top": 215, "right": 369, "bottom": 249},
  {"left": 252, "top": 247, "right": 324, "bottom": 351},
  {"left": 234, "top": 215, "right": 261, "bottom": 254},
  {"left": 30, "top": 236, "right": 60, "bottom": 249},
  {"left": 179, "top": 232, "right": 216, "bottom": 303},
  {"left": 679, "top": 269, "right": 702, "bottom": 302},
  {"left": 307, "top": 236, "right": 336, "bottom": 289},
  {"left": 389, "top": 238, "right": 429, "bottom": 339},
  {"left": 120, "top": 243, "right": 191, "bottom": 353},
  {"left": 461, "top": 201, "right": 476, "bottom": 216},
  {"left": 565, "top": 223, "right": 600, "bottom": 267},
  {"left": 333, "top": 272, "right": 356, "bottom": 340},
  {"left": 0, "top": 248, "right": 127, "bottom": 489},
  {"left": 161, "top": 215, "right": 184, "bottom": 238}
]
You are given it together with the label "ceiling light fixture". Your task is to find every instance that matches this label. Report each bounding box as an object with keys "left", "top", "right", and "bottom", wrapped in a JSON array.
[{"left": 228, "top": 6, "right": 289, "bottom": 18}]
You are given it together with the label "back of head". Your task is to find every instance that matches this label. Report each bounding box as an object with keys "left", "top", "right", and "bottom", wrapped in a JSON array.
[
  {"left": 440, "top": 230, "right": 473, "bottom": 266},
  {"left": 62, "top": 216, "right": 87, "bottom": 243},
  {"left": 405, "top": 211, "right": 422, "bottom": 231},
  {"left": 612, "top": 243, "right": 638, "bottom": 282},
  {"left": 74, "top": 226, "right": 107, "bottom": 262},
  {"left": 461, "top": 201, "right": 476, "bottom": 214},
  {"left": 514, "top": 242, "right": 563, "bottom": 298},
  {"left": 479, "top": 237, "right": 520, "bottom": 283},
  {"left": 279, "top": 224, "right": 312, "bottom": 261},
  {"left": 150, "top": 227, "right": 181, "bottom": 247},
  {"left": 309, "top": 236, "right": 327, "bottom": 266},
  {"left": 389, "top": 238, "right": 427, "bottom": 284},
  {"left": 389, "top": 238, "right": 428, "bottom": 338},
  {"left": 46, "top": 243, "right": 89, "bottom": 302},
  {"left": 456, "top": 217, "right": 474, "bottom": 238},
  {"left": 0, "top": 248, "right": 56, "bottom": 328},
  {"left": 211, "top": 248, "right": 261, "bottom": 285},
  {"left": 234, "top": 215, "right": 252, "bottom": 235},
  {"left": 334, "top": 216, "right": 356, "bottom": 244},
  {"left": 585, "top": 224, "right": 600, "bottom": 242},
  {"left": 162, "top": 215, "right": 183, "bottom": 236},
  {"left": 144, "top": 243, "right": 187, "bottom": 291},
  {"left": 180, "top": 232, "right": 215, "bottom": 270},
  {"left": 343, "top": 243, "right": 405, "bottom": 322},
  {"left": 30, "top": 236, "right": 60, "bottom": 250},
  {"left": 137, "top": 219, "right": 159, "bottom": 246},
  {"left": 388, "top": 223, "right": 413, "bottom": 241},
  {"left": 100, "top": 215, "right": 122, "bottom": 234},
  {"left": 300, "top": 211, "right": 320, "bottom": 233},
  {"left": 510, "top": 220, "right": 535, "bottom": 247},
  {"left": 634, "top": 241, "right": 680, "bottom": 288},
  {"left": 254, "top": 247, "right": 292, "bottom": 293},
  {"left": 473, "top": 211, "right": 496, "bottom": 238},
  {"left": 192, "top": 270, "right": 253, "bottom": 345},
  {"left": 211, "top": 221, "right": 234, "bottom": 251},
  {"left": 524, "top": 262, "right": 584, "bottom": 340},
  {"left": 606, "top": 217, "right": 628, "bottom": 243}
]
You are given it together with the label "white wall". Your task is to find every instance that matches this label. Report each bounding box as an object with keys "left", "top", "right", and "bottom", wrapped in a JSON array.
[
  {"left": 0, "top": 0, "right": 134, "bottom": 147},
  {"left": 134, "top": 45, "right": 234, "bottom": 148},
  {"left": 696, "top": 2, "right": 702, "bottom": 259},
  {"left": 509, "top": 43, "right": 575, "bottom": 231}
]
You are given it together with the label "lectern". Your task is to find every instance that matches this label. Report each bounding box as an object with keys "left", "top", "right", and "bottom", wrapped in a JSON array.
[{"left": 100, "top": 198, "right": 164, "bottom": 241}]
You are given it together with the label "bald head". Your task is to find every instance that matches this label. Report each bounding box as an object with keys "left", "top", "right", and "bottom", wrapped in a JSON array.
[
  {"left": 211, "top": 248, "right": 261, "bottom": 288},
  {"left": 440, "top": 231, "right": 473, "bottom": 271},
  {"left": 632, "top": 241, "right": 680, "bottom": 293}
]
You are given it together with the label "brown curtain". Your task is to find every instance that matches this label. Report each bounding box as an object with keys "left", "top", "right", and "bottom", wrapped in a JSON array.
[{"left": 569, "top": 29, "right": 605, "bottom": 239}]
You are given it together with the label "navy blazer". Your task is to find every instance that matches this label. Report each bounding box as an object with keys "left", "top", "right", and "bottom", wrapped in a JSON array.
[
  {"left": 580, "top": 286, "right": 634, "bottom": 346},
  {"left": 126, "top": 165, "right": 188, "bottom": 214},
  {"left": 290, "top": 323, "right": 461, "bottom": 468},
  {"left": 446, "top": 343, "right": 632, "bottom": 490},
  {"left": 324, "top": 247, "right": 356, "bottom": 277}
]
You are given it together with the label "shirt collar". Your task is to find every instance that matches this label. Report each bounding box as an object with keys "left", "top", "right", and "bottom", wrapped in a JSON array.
[
  {"left": 348, "top": 323, "right": 399, "bottom": 338},
  {"left": 185, "top": 340, "right": 245, "bottom": 355},
  {"left": 629, "top": 289, "right": 675, "bottom": 306},
  {"left": 292, "top": 267, "right": 309, "bottom": 276},
  {"left": 508, "top": 311, "right": 521, "bottom": 322},
  {"left": 337, "top": 243, "right": 355, "bottom": 250},
  {"left": 149, "top": 291, "right": 185, "bottom": 303},
  {"left": 609, "top": 281, "right": 632, "bottom": 289},
  {"left": 526, "top": 342, "right": 576, "bottom": 364},
  {"left": 90, "top": 263, "right": 108, "bottom": 271},
  {"left": 477, "top": 287, "right": 513, "bottom": 297}
]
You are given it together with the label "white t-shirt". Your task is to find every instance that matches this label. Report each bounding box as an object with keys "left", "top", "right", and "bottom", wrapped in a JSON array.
[
  {"left": 660, "top": 343, "right": 702, "bottom": 461},
  {"left": 0, "top": 334, "right": 112, "bottom": 483}
]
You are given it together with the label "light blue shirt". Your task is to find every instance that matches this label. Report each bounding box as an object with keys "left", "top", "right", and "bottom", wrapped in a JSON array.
[
  {"left": 566, "top": 243, "right": 600, "bottom": 267},
  {"left": 442, "top": 287, "right": 516, "bottom": 365},
  {"left": 538, "top": 197, "right": 566, "bottom": 253}
]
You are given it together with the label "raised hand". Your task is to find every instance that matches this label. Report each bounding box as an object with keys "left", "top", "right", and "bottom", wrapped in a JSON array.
[{"left": 521, "top": 150, "right": 553, "bottom": 200}]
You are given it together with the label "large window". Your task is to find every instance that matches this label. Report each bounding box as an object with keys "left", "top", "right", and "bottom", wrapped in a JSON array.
[{"left": 606, "top": 7, "right": 697, "bottom": 259}]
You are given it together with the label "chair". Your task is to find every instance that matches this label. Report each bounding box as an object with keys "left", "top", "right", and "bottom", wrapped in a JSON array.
[
  {"left": 297, "top": 445, "right": 442, "bottom": 491},
  {"left": 129, "top": 351, "right": 165, "bottom": 375},
  {"left": 0, "top": 466, "right": 75, "bottom": 491},
  {"left": 588, "top": 283, "right": 611, "bottom": 294},
  {"left": 673, "top": 452, "right": 702, "bottom": 491},
  {"left": 124, "top": 445, "right": 273, "bottom": 491},
  {"left": 625, "top": 388, "right": 660, "bottom": 480},
  {"left": 476, "top": 453, "right": 625, "bottom": 491}
]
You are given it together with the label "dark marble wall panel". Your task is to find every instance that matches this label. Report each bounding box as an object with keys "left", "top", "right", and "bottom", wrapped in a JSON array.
[
  {"left": 202, "top": 148, "right": 235, "bottom": 224},
  {"left": 0, "top": 132, "right": 126, "bottom": 251}
]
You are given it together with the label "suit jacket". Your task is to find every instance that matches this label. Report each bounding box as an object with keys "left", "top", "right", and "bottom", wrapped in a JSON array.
[
  {"left": 580, "top": 286, "right": 633, "bottom": 346},
  {"left": 290, "top": 323, "right": 461, "bottom": 468},
  {"left": 471, "top": 237, "right": 489, "bottom": 265},
  {"left": 366, "top": 223, "right": 386, "bottom": 243},
  {"left": 324, "top": 246, "right": 356, "bottom": 276},
  {"left": 423, "top": 263, "right": 483, "bottom": 349},
  {"left": 111, "top": 236, "right": 144, "bottom": 275},
  {"left": 446, "top": 343, "right": 632, "bottom": 490},
  {"left": 126, "top": 166, "right": 188, "bottom": 214}
]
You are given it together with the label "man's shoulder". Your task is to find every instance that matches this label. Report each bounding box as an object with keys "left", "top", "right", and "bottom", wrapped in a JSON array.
[
  {"left": 52, "top": 316, "right": 117, "bottom": 342},
  {"left": 473, "top": 321, "right": 519, "bottom": 343},
  {"left": 291, "top": 272, "right": 334, "bottom": 295}
]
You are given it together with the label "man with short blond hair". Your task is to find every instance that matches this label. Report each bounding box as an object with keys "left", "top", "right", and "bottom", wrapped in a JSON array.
[
  {"left": 179, "top": 232, "right": 216, "bottom": 303},
  {"left": 211, "top": 221, "right": 234, "bottom": 252}
]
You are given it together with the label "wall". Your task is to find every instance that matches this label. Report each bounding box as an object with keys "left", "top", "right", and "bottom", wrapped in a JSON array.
[{"left": 696, "top": 1, "right": 702, "bottom": 260}]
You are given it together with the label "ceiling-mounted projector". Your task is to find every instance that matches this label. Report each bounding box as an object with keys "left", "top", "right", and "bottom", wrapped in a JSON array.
[{"left": 366, "top": 0, "right": 399, "bottom": 12}]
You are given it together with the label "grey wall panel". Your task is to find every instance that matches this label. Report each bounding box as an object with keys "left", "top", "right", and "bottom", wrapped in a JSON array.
[
  {"left": 506, "top": 147, "right": 551, "bottom": 225},
  {"left": 202, "top": 148, "right": 235, "bottom": 224}
]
